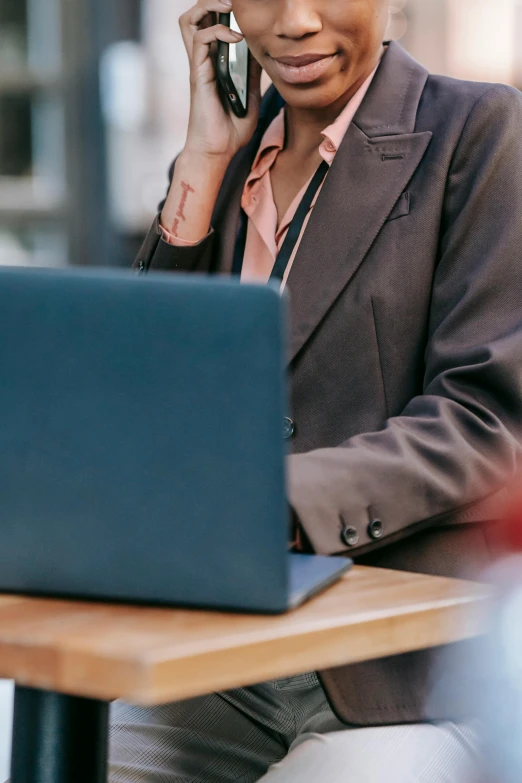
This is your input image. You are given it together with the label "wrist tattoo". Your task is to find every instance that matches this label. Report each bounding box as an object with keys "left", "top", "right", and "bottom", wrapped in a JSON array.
[{"left": 171, "top": 181, "right": 195, "bottom": 236}]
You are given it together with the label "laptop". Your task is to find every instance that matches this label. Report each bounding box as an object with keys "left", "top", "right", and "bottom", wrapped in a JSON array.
[{"left": 0, "top": 267, "right": 351, "bottom": 613}]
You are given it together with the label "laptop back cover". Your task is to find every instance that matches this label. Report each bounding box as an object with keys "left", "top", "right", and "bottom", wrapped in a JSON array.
[{"left": 0, "top": 268, "right": 289, "bottom": 612}]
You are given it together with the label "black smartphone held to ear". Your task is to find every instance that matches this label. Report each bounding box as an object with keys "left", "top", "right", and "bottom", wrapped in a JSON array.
[{"left": 217, "top": 12, "right": 250, "bottom": 118}]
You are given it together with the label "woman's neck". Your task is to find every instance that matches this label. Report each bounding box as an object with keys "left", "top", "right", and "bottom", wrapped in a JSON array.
[{"left": 283, "top": 50, "right": 383, "bottom": 159}]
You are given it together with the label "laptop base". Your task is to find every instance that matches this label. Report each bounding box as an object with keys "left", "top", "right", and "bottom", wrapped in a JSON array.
[{"left": 288, "top": 554, "right": 353, "bottom": 610}]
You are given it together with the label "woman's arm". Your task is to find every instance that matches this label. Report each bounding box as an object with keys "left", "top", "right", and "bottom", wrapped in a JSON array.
[
  {"left": 133, "top": 153, "right": 224, "bottom": 275},
  {"left": 134, "top": 0, "right": 261, "bottom": 274},
  {"left": 288, "top": 84, "right": 522, "bottom": 556}
]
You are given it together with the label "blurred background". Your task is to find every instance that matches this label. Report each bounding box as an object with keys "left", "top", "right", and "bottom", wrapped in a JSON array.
[
  {"left": 1, "top": 0, "right": 522, "bottom": 777},
  {"left": 1, "top": 0, "right": 522, "bottom": 271}
]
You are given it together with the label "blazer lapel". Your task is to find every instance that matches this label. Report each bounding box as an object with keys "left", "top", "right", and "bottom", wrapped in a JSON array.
[{"left": 286, "top": 43, "right": 432, "bottom": 362}]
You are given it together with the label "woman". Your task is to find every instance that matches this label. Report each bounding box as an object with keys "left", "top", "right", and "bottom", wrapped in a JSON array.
[{"left": 111, "top": 0, "right": 522, "bottom": 780}]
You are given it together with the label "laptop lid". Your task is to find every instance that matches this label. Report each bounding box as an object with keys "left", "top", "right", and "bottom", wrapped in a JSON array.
[{"left": 0, "top": 267, "right": 290, "bottom": 612}]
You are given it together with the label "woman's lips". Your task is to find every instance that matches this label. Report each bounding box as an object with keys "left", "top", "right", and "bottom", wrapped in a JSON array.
[{"left": 269, "top": 54, "right": 337, "bottom": 85}]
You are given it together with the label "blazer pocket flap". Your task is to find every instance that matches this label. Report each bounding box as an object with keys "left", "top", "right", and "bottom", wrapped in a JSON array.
[{"left": 386, "top": 191, "right": 410, "bottom": 222}]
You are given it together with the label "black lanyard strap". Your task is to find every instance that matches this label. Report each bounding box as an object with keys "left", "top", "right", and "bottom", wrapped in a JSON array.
[
  {"left": 270, "top": 159, "right": 329, "bottom": 282},
  {"left": 233, "top": 159, "right": 330, "bottom": 282}
]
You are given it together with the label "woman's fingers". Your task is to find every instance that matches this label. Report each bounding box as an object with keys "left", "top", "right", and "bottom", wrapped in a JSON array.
[
  {"left": 191, "top": 25, "right": 244, "bottom": 75},
  {"left": 180, "top": 0, "right": 234, "bottom": 60},
  {"left": 178, "top": 0, "right": 262, "bottom": 157}
]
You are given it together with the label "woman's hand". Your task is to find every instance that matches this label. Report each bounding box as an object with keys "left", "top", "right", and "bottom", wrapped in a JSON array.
[
  {"left": 179, "top": 0, "right": 262, "bottom": 164},
  {"left": 160, "top": 1, "right": 261, "bottom": 243}
]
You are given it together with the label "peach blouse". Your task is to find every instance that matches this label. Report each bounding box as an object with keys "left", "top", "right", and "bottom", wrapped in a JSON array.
[{"left": 161, "top": 66, "right": 379, "bottom": 290}]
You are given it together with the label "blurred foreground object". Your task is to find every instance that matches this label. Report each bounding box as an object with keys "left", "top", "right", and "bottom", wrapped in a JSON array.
[
  {"left": 493, "top": 482, "right": 522, "bottom": 554},
  {"left": 474, "top": 483, "right": 522, "bottom": 783},
  {"left": 425, "top": 485, "right": 522, "bottom": 783}
]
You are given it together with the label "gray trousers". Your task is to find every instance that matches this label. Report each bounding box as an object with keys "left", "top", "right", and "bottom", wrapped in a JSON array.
[{"left": 109, "top": 673, "right": 481, "bottom": 782}]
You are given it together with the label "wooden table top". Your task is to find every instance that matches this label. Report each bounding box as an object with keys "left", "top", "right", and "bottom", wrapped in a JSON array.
[{"left": 0, "top": 566, "right": 492, "bottom": 705}]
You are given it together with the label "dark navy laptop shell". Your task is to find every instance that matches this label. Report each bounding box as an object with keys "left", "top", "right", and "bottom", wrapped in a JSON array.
[{"left": 0, "top": 268, "right": 351, "bottom": 613}]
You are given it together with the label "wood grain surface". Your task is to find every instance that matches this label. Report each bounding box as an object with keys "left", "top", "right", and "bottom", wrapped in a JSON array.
[{"left": 0, "top": 566, "right": 493, "bottom": 705}]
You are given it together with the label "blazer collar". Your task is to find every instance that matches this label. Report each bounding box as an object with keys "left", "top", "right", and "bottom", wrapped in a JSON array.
[
  {"left": 353, "top": 40, "right": 429, "bottom": 137},
  {"left": 212, "top": 43, "right": 432, "bottom": 362},
  {"left": 286, "top": 42, "right": 432, "bottom": 361}
]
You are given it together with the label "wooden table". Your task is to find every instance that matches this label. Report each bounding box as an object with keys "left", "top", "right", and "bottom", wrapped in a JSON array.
[{"left": 2, "top": 566, "right": 492, "bottom": 783}]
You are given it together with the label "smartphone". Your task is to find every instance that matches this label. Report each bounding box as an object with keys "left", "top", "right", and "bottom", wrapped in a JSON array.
[{"left": 217, "top": 13, "right": 250, "bottom": 118}]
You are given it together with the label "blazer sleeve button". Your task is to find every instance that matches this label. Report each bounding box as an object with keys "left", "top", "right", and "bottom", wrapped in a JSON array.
[
  {"left": 341, "top": 526, "right": 359, "bottom": 548},
  {"left": 368, "top": 518, "right": 384, "bottom": 540},
  {"left": 283, "top": 417, "right": 295, "bottom": 439}
]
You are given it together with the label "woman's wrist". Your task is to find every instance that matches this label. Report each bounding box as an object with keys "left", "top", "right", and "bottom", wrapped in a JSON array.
[
  {"left": 160, "top": 149, "right": 230, "bottom": 243},
  {"left": 178, "top": 147, "right": 233, "bottom": 179}
]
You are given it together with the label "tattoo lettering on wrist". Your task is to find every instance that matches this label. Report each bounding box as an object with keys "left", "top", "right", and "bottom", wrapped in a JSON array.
[{"left": 171, "top": 181, "right": 195, "bottom": 236}]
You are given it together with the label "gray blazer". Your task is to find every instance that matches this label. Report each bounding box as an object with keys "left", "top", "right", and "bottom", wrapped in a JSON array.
[{"left": 136, "top": 42, "right": 522, "bottom": 726}]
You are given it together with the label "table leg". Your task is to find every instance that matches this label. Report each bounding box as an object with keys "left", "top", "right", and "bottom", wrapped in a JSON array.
[{"left": 9, "top": 686, "right": 109, "bottom": 783}]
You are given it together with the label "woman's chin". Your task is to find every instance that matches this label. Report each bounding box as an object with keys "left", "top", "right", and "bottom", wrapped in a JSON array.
[{"left": 276, "top": 81, "right": 345, "bottom": 111}]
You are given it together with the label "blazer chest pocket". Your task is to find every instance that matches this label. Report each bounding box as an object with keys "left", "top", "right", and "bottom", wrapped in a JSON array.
[{"left": 385, "top": 191, "right": 410, "bottom": 222}]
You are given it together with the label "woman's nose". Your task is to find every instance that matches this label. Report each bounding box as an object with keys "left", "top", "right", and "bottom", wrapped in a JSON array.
[{"left": 272, "top": 0, "right": 322, "bottom": 39}]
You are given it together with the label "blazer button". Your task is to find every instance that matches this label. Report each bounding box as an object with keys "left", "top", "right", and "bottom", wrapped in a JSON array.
[
  {"left": 368, "top": 518, "right": 384, "bottom": 540},
  {"left": 283, "top": 417, "right": 295, "bottom": 439},
  {"left": 137, "top": 260, "right": 145, "bottom": 273},
  {"left": 341, "top": 526, "right": 359, "bottom": 548}
]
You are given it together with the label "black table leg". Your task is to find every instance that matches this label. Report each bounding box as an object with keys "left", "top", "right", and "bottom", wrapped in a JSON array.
[{"left": 9, "top": 686, "right": 109, "bottom": 783}]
